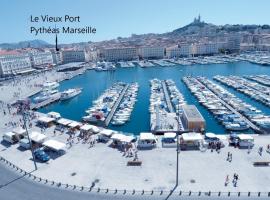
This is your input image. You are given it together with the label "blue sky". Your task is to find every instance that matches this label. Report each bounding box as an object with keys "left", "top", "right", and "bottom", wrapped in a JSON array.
[{"left": 1, "top": 0, "right": 270, "bottom": 44}]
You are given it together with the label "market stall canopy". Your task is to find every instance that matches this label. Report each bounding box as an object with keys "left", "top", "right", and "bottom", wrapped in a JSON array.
[
  {"left": 43, "top": 139, "right": 66, "bottom": 151},
  {"left": 68, "top": 121, "right": 82, "bottom": 128},
  {"left": 205, "top": 132, "right": 216, "bottom": 138},
  {"left": 100, "top": 129, "right": 114, "bottom": 137},
  {"left": 57, "top": 118, "right": 72, "bottom": 126},
  {"left": 111, "top": 133, "right": 125, "bottom": 141},
  {"left": 37, "top": 116, "right": 55, "bottom": 124},
  {"left": 164, "top": 132, "right": 176, "bottom": 139},
  {"left": 238, "top": 134, "right": 254, "bottom": 140},
  {"left": 139, "top": 132, "right": 156, "bottom": 141},
  {"left": 47, "top": 111, "right": 61, "bottom": 119},
  {"left": 80, "top": 124, "right": 92, "bottom": 131},
  {"left": 12, "top": 127, "right": 26, "bottom": 135},
  {"left": 30, "top": 131, "right": 47, "bottom": 143},
  {"left": 121, "top": 135, "right": 135, "bottom": 143},
  {"left": 181, "top": 133, "right": 203, "bottom": 141}
]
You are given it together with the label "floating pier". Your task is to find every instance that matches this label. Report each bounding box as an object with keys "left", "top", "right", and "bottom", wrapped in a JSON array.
[
  {"left": 31, "top": 93, "right": 61, "bottom": 110},
  {"left": 104, "top": 84, "right": 129, "bottom": 126},
  {"left": 161, "top": 81, "right": 174, "bottom": 113},
  {"left": 196, "top": 77, "right": 263, "bottom": 134}
]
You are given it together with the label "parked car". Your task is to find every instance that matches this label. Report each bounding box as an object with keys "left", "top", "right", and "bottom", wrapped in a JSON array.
[{"left": 34, "top": 149, "right": 50, "bottom": 162}]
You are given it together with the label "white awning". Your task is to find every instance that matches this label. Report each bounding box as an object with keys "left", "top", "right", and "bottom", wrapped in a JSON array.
[
  {"left": 111, "top": 133, "right": 125, "bottom": 141},
  {"left": 181, "top": 133, "right": 203, "bottom": 141},
  {"left": 68, "top": 121, "right": 82, "bottom": 128},
  {"left": 100, "top": 129, "right": 114, "bottom": 137},
  {"left": 43, "top": 140, "right": 66, "bottom": 151},
  {"left": 205, "top": 132, "right": 216, "bottom": 138},
  {"left": 121, "top": 135, "right": 135, "bottom": 143},
  {"left": 30, "top": 131, "right": 47, "bottom": 143},
  {"left": 57, "top": 118, "right": 72, "bottom": 126},
  {"left": 80, "top": 124, "right": 92, "bottom": 131},
  {"left": 12, "top": 127, "right": 26, "bottom": 135},
  {"left": 47, "top": 111, "right": 61, "bottom": 119},
  {"left": 164, "top": 132, "right": 176, "bottom": 139},
  {"left": 238, "top": 134, "right": 253, "bottom": 140},
  {"left": 139, "top": 132, "right": 156, "bottom": 140},
  {"left": 38, "top": 116, "right": 55, "bottom": 123}
]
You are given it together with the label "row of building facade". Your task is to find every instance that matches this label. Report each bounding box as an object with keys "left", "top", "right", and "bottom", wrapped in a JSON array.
[
  {"left": 0, "top": 50, "right": 86, "bottom": 77},
  {"left": 98, "top": 37, "right": 241, "bottom": 62}
]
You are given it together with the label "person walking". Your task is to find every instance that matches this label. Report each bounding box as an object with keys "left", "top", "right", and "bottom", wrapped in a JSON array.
[{"left": 225, "top": 175, "right": 229, "bottom": 186}]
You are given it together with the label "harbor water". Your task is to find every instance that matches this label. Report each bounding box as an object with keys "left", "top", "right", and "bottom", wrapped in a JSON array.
[{"left": 38, "top": 62, "right": 270, "bottom": 135}]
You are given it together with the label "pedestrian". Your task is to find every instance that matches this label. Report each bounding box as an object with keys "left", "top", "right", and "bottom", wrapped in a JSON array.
[
  {"left": 225, "top": 175, "right": 229, "bottom": 186},
  {"left": 227, "top": 152, "right": 230, "bottom": 161}
]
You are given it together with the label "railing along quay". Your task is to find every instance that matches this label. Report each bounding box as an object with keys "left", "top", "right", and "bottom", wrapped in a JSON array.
[{"left": 1, "top": 156, "right": 270, "bottom": 198}]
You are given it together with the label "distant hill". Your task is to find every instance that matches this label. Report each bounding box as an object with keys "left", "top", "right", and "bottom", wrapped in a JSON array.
[{"left": 0, "top": 40, "right": 53, "bottom": 50}]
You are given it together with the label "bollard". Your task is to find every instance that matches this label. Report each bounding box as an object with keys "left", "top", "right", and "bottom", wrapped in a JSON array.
[
  {"left": 228, "top": 192, "right": 231, "bottom": 197},
  {"left": 58, "top": 183, "right": 61, "bottom": 187},
  {"left": 132, "top": 190, "right": 135, "bottom": 195},
  {"left": 45, "top": 179, "right": 48, "bottom": 184},
  {"left": 81, "top": 186, "right": 84, "bottom": 191},
  {"left": 179, "top": 191, "right": 182, "bottom": 196},
  {"left": 51, "top": 181, "right": 55, "bottom": 185},
  {"left": 123, "top": 190, "right": 126, "bottom": 195},
  {"left": 151, "top": 190, "right": 153, "bottom": 195},
  {"left": 66, "top": 184, "right": 69, "bottom": 188},
  {"left": 114, "top": 189, "right": 117, "bottom": 194},
  {"left": 238, "top": 192, "right": 240, "bottom": 197},
  {"left": 268, "top": 192, "right": 270, "bottom": 197},
  {"left": 189, "top": 191, "right": 192, "bottom": 196},
  {"left": 73, "top": 185, "right": 76, "bottom": 190},
  {"left": 160, "top": 190, "right": 163, "bottom": 195},
  {"left": 141, "top": 190, "right": 144, "bottom": 195},
  {"left": 199, "top": 191, "right": 201, "bottom": 196},
  {"left": 258, "top": 192, "right": 261, "bottom": 197},
  {"left": 39, "top": 178, "right": 42, "bottom": 182},
  {"left": 248, "top": 192, "right": 251, "bottom": 197},
  {"left": 97, "top": 188, "right": 100, "bottom": 193},
  {"left": 106, "top": 189, "right": 109, "bottom": 193},
  {"left": 208, "top": 191, "right": 211, "bottom": 196},
  {"left": 218, "top": 192, "right": 221, "bottom": 196}
]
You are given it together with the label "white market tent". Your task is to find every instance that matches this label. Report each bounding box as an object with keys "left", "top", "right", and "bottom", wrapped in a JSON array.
[
  {"left": 68, "top": 121, "right": 82, "bottom": 128},
  {"left": 139, "top": 132, "right": 156, "bottom": 141},
  {"left": 80, "top": 124, "right": 100, "bottom": 133},
  {"left": 47, "top": 111, "right": 61, "bottom": 119},
  {"left": 111, "top": 133, "right": 125, "bottom": 141},
  {"left": 57, "top": 118, "right": 72, "bottom": 126},
  {"left": 43, "top": 139, "right": 66, "bottom": 151},
  {"left": 164, "top": 132, "right": 176, "bottom": 139},
  {"left": 37, "top": 116, "right": 55, "bottom": 124},
  {"left": 99, "top": 129, "right": 114, "bottom": 137},
  {"left": 181, "top": 133, "right": 203, "bottom": 141},
  {"left": 121, "top": 135, "right": 135, "bottom": 143},
  {"left": 12, "top": 127, "right": 26, "bottom": 135},
  {"left": 238, "top": 134, "right": 254, "bottom": 140},
  {"left": 30, "top": 131, "right": 47, "bottom": 143},
  {"left": 205, "top": 132, "right": 216, "bottom": 138}
]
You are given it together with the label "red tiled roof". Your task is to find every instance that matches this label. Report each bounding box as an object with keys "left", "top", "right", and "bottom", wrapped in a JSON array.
[{"left": 0, "top": 50, "right": 20, "bottom": 56}]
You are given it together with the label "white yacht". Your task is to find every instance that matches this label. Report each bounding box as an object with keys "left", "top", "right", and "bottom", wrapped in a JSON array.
[{"left": 60, "top": 88, "right": 82, "bottom": 100}]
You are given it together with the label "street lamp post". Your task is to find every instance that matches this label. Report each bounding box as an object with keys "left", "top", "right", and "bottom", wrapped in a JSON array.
[
  {"left": 20, "top": 101, "right": 37, "bottom": 171},
  {"left": 23, "top": 112, "right": 37, "bottom": 170},
  {"left": 176, "top": 104, "right": 181, "bottom": 187}
]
